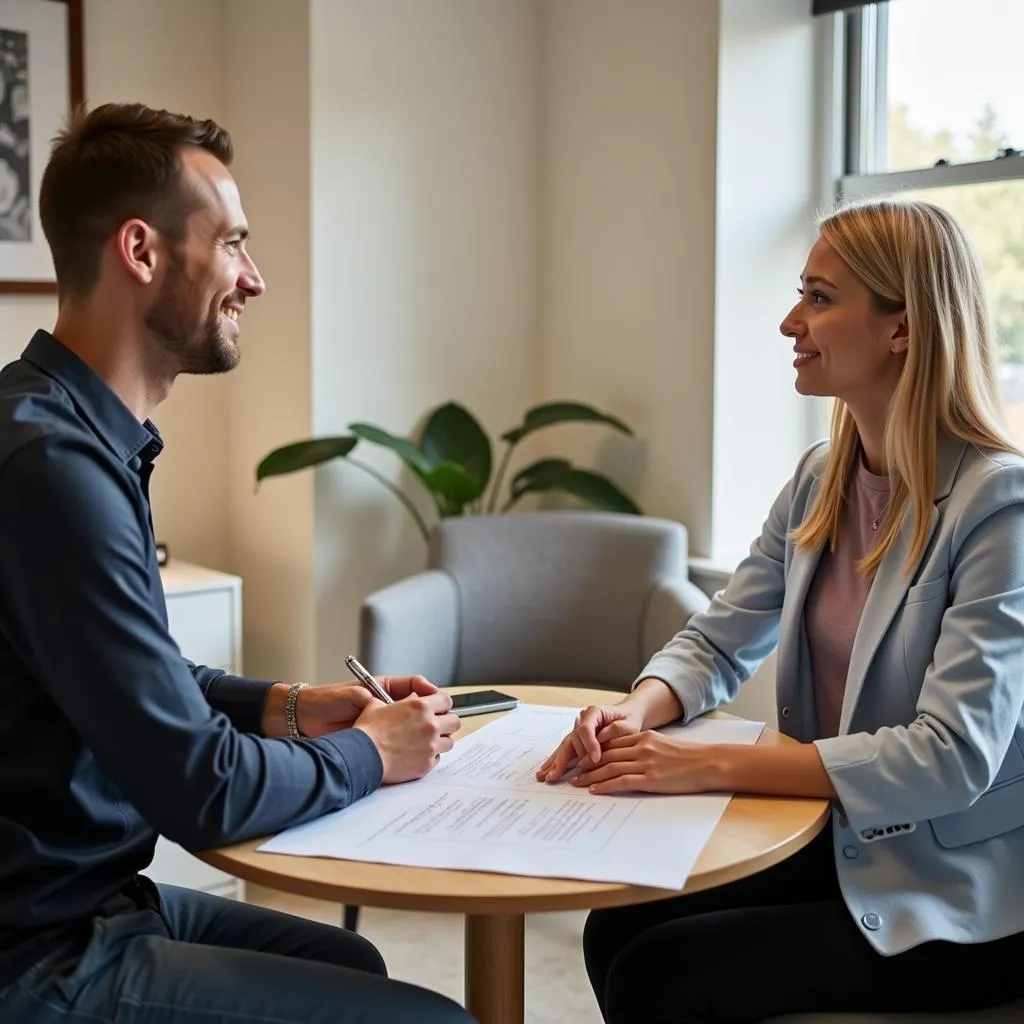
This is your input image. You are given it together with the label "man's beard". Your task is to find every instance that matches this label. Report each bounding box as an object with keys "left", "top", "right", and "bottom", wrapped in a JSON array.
[{"left": 145, "top": 259, "right": 240, "bottom": 376}]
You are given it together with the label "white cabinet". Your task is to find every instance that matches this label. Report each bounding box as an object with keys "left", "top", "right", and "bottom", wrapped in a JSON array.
[{"left": 149, "top": 561, "right": 246, "bottom": 900}]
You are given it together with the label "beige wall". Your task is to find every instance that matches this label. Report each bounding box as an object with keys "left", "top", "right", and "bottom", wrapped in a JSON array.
[
  {"left": 0, "top": 0, "right": 231, "bottom": 570},
  {"left": 223, "top": 0, "right": 317, "bottom": 682},
  {"left": 307, "top": 0, "right": 542, "bottom": 678},
  {"left": 3, "top": 0, "right": 823, "bottom": 710},
  {"left": 539, "top": 0, "right": 720, "bottom": 556}
]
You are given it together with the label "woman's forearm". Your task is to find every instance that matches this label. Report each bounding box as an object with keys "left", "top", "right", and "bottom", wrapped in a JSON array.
[
  {"left": 714, "top": 742, "right": 837, "bottom": 799},
  {"left": 617, "top": 681, "right": 837, "bottom": 799},
  {"left": 625, "top": 677, "right": 685, "bottom": 730}
]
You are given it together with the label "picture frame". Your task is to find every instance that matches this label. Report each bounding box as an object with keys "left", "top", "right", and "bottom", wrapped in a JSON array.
[{"left": 0, "top": 0, "right": 83, "bottom": 294}]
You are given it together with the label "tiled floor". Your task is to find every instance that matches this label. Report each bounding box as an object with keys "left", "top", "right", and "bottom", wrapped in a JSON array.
[{"left": 245, "top": 884, "right": 603, "bottom": 1023}]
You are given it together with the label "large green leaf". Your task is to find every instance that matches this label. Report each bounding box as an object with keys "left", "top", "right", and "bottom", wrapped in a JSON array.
[
  {"left": 255, "top": 436, "right": 358, "bottom": 484},
  {"left": 508, "top": 458, "right": 641, "bottom": 514},
  {"left": 508, "top": 458, "right": 572, "bottom": 502},
  {"left": 501, "top": 401, "right": 634, "bottom": 445},
  {"left": 419, "top": 403, "right": 492, "bottom": 500},
  {"left": 348, "top": 423, "right": 433, "bottom": 477},
  {"left": 350, "top": 414, "right": 488, "bottom": 511},
  {"left": 423, "top": 462, "right": 484, "bottom": 515}
]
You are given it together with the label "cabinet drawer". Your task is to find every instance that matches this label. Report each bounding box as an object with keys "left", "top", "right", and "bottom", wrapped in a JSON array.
[{"left": 165, "top": 589, "right": 235, "bottom": 669}]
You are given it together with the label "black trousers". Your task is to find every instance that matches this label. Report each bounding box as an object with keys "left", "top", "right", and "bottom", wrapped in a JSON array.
[
  {"left": 0, "top": 882, "right": 475, "bottom": 1023},
  {"left": 584, "top": 825, "right": 1024, "bottom": 1024}
]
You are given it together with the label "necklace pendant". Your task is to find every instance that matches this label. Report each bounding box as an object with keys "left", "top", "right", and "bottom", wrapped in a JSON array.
[{"left": 872, "top": 517, "right": 879, "bottom": 531}]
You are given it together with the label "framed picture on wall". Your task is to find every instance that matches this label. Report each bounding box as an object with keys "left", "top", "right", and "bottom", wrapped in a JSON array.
[{"left": 0, "top": 0, "right": 83, "bottom": 294}]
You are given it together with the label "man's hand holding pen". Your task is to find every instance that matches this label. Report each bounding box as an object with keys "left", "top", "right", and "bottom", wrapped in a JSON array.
[{"left": 346, "top": 658, "right": 461, "bottom": 783}]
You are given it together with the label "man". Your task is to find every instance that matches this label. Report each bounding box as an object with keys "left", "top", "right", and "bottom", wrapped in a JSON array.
[{"left": 0, "top": 102, "right": 471, "bottom": 1023}]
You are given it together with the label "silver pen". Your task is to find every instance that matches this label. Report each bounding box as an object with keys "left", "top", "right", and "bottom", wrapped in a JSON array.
[{"left": 345, "top": 655, "right": 394, "bottom": 705}]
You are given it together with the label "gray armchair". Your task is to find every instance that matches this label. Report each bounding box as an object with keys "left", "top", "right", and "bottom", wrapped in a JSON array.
[{"left": 358, "top": 510, "right": 711, "bottom": 690}]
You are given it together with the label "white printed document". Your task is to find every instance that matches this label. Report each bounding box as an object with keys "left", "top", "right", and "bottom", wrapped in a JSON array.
[{"left": 258, "top": 705, "right": 764, "bottom": 890}]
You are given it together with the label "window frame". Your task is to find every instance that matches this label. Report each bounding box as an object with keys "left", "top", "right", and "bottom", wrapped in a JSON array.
[{"left": 837, "top": 2, "right": 1024, "bottom": 202}]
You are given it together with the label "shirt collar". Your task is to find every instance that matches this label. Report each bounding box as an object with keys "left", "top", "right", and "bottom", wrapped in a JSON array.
[{"left": 21, "top": 330, "right": 163, "bottom": 465}]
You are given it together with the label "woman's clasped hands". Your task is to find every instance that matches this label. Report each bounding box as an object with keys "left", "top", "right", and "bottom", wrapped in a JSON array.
[{"left": 535, "top": 700, "right": 723, "bottom": 796}]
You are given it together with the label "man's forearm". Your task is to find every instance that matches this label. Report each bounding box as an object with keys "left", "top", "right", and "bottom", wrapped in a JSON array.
[
  {"left": 191, "top": 662, "right": 278, "bottom": 735},
  {"left": 261, "top": 682, "right": 290, "bottom": 737}
]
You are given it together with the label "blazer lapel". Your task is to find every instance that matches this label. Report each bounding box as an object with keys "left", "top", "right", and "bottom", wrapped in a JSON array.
[{"left": 837, "top": 435, "right": 967, "bottom": 735}]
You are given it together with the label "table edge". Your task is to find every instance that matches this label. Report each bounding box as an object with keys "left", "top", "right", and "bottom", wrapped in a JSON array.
[
  {"left": 198, "top": 685, "right": 831, "bottom": 914},
  {"left": 200, "top": 801, "right": 829, "bottom": 914}
]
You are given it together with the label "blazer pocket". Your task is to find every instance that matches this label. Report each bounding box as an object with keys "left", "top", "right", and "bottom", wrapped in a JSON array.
[
  {"left": 929, "top": 735, "right": 1024, "bottom": 849},
  {"left": 904, "top": 574, "right": 948, "bottom": 606},
  {"left": 930, "top": 774, "right": 1024, "bottom": 848}
]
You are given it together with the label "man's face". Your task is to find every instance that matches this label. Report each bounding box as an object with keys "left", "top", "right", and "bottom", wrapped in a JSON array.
[{"left": 145, "top": 147, "right": 265, "bottom": 375}]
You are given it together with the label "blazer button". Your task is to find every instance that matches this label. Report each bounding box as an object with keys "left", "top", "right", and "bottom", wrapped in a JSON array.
[
  {"left": 861, "top": 912, "right": 882, "bottom": 931},
  {"left": 842, "top": 845, "right": 860, "bottom": 859},
  {"left": 780, "top": 705, "right": 792, "bottom": 719}
]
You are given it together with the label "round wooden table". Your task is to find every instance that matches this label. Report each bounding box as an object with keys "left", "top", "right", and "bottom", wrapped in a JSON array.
[{"left": 199, "top": 685, "right": 830, "bottom": 1024}]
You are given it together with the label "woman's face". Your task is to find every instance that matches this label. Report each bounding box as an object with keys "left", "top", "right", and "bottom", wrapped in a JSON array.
[{"left": 779, "top": 237, "right": 907, "bottom": 406}]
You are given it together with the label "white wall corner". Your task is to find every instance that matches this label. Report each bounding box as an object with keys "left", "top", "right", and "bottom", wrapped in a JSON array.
[{"left": 711, "top": 0, "right": 823, "bottom": 564}]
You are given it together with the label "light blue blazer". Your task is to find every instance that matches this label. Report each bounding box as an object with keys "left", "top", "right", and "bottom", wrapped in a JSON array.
[{"left": 640, "top": 434, "right": 1024, "bottom": 955}]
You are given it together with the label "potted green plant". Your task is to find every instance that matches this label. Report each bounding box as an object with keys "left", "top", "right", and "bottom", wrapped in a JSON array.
[{"left": 255, "top": 400, "right": 641, "bottom": 541}]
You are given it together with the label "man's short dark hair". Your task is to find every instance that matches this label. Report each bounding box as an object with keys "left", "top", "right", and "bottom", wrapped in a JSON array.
[{"left": 39, "top": 102, "right": 233, "bottom": 300}]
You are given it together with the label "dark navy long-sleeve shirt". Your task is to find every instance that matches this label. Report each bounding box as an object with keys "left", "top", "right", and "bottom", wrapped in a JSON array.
[{"left": 0, "top": 331, "right": 383, "bottom": 988}]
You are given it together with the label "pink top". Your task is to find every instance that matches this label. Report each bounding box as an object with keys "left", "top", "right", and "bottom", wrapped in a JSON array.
[{"left": 804, "top": 458, "right": 890, "bottom": 739}]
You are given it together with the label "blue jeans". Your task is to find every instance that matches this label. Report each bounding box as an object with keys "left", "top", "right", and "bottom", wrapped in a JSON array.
[{"left": 0, "top": 882, "right": 475, "bottom": 1023}]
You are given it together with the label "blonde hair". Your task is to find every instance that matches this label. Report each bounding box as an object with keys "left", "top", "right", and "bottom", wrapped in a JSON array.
[{"left": 792, "top": 197, "right": 1020, "bottom": 576}]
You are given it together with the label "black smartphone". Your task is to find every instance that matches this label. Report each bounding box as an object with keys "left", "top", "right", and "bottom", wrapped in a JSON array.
[{"left": 449, "top": 690, "right": 520, "bottom": 717}]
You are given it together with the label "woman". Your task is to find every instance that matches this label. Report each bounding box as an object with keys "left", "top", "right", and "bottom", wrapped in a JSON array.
[{"left": 538, "top": 199, "right": 1024, "bottom": 1023}]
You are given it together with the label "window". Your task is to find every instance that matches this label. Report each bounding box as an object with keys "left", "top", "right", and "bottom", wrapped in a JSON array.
[{"left": 839, "top": 0, "right": 1024, "bottom": 441}]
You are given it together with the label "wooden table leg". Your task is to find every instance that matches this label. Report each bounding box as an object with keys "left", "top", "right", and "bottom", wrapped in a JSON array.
[{"left": 465, "top": 913, "right": 525, "bottom": 1024}]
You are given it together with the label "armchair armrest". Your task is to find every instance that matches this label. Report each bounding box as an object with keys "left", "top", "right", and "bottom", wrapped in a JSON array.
[
  {"left": 358, "top": 569, "right": 460, "bottom": 686},
  {"left": 641, "top": 577, "right": 710, "bottom": 662}
]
